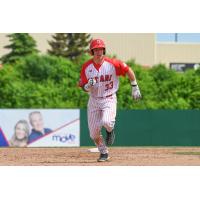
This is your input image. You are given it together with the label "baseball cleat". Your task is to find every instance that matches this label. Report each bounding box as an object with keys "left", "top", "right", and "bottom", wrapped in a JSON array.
[
  {"left": 106, "top": 129, "right": 115, "bottom": 146},
  {"left": 97, "top": 153, "right": 110, "bottom": 162}
]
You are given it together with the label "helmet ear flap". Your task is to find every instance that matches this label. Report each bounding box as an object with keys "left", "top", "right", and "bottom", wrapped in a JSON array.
[{"left": 103, "top": 49, "right": 106, "bottom": 55}]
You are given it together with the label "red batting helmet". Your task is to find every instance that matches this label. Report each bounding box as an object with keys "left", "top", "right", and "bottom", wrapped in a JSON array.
[{"left": 90, "top": 39, "right": 106, "bottom": 54}]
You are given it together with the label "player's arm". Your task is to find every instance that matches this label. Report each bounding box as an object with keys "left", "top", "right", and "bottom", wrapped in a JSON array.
[
  {"left": 79, "top": 67, "right": 96, "bottom": 92},
  {"left": 112, "top": 58, "right": 141, "bottom": 100},
  {"left": 115, "top": 59, "right": 142, "bottom": 100},
  {"left": 126, "top": 67, "right": 137, "bottom": 85},
  {"left": 126, "top": 67, "right": 141, "bottom": 100},
  {"left": 82, "top": 78, "right": 96, "bottom": 92}
]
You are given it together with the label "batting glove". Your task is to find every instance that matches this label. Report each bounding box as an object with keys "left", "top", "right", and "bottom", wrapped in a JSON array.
[
  {"left": 88, "top": 78, "right": 96, "bottom": 86},
  {"left": 131, "top": 80, "right": 142, "bottom": 100},
  {"left": 83, "top": 78, "right": 96, "bottom": 92}
]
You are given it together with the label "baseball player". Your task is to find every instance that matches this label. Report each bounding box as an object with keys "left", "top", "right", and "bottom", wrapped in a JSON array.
[{"left": 79, "top": 39, "right": 141, "bottom": 162}]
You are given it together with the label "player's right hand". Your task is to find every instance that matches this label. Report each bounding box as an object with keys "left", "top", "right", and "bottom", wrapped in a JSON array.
[
  {"left": 88, "top": 78, "right": 96, "bottom": 86},
  {"left": 83, "top": 78, "right": 96, "bottom": 92}
]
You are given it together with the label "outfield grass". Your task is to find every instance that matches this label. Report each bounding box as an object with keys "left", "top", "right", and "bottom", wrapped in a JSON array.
[{"left": 174, "top": 152, "right": 200, "bottom": 155}]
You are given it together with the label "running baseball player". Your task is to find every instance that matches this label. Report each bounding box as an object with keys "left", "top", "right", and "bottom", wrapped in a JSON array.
[{"left": 79, "top": 39, "right": 141, "bottom": 162}]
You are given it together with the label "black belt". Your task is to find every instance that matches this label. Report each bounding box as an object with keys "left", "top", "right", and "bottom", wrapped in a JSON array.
[
  {"left": 105, "top": 94, "right": 113, "bottom": 98},
  {"left": 98, "top": 94, "right": 113, "bottom": 99},
  {"left": 92, "top": 94, "right": 114, "bottom": 99}
]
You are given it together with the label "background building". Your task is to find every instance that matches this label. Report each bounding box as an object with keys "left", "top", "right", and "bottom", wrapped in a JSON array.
[{"left": 1, "top": 33, "right": 200, "bottom": 67}]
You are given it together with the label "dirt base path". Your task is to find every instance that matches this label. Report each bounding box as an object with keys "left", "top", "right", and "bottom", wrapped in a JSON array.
[{"left": 1, "top": 147, "right": 200, "bottom": 166}]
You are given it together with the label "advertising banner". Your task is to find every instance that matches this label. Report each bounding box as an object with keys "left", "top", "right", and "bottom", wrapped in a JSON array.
[
  {"left": 170, "top": 63, "right": 200, "bottom": 72},
  {"left": 0, "top": 109, "right": 80, "bottom": 147},
  {"left": 0, "top": 127, "right": 9, "bottom": 147}
]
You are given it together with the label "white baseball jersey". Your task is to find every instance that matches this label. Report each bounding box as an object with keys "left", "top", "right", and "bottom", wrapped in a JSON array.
[
  {"left": 79, "top": 57, "right": 129, "bottom": 154},
  {"left": 79, "top": 57, "right": 129, "bottom": 98}
]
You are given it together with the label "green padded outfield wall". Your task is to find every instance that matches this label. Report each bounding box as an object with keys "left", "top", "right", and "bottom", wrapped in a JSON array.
[{"left": 80, "top": 109, "right": 200, "bottom": 146}]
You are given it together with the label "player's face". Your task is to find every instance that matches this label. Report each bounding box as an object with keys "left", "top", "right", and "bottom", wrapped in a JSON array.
[
  {"left": 15, "top": 123, "right": 27, "bottom": 140},
  {"left": 30, "top": 113, "right": 44, "bottom": 132},
  {"left": 93, "top": 48, "right": 104, "bottom": 59}
]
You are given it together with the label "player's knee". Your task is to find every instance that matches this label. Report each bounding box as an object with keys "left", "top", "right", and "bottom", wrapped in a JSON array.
[
  {"left": 102, "top": 120, "right": 115, "bottom": 130},
  {"left": 102, "top": 119, "right": 109, "bottom": 128}
]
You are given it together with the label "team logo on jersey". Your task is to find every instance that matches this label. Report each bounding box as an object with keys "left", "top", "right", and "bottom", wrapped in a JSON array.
[{"left": 94, "top": 74, "right": 112, "bottom": 83}]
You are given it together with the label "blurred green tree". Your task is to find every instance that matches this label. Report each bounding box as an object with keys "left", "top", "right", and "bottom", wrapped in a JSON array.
[
  {"left": 1, "top": 33, "right": 38, "bottom": 64},
  {"left": 48, "top": 33, "right": 91, "bottom": 60},
  {"left": 0, "top": 55, "right": 200, "bottom": 109},
  {"left": 48, "top": 33, "right": 68, "bottom": 57}
]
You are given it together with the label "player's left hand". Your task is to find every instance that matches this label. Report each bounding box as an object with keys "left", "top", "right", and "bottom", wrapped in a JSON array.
[{"left": 132, "top": 85, "right": 141, "bottom": 100}]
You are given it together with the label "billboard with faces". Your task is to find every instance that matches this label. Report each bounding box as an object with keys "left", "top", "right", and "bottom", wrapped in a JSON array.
[{"left": 0, "top": 109, "right": 80, "bottom": 147}]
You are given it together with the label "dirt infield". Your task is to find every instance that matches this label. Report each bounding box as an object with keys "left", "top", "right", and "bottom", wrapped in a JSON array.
[{"left": 1, "top": 147, "right": 200, "bottom": 166}]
